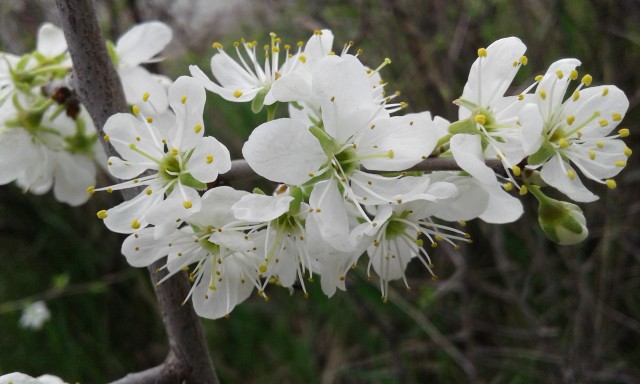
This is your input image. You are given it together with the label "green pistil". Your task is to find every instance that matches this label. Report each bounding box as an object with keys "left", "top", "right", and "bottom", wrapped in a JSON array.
[
  {"left": 159, "top": 153, "right": 181, "bottom": 179},
  {"left": 334, "top": 146, "right": 358, "bottom": 176}
]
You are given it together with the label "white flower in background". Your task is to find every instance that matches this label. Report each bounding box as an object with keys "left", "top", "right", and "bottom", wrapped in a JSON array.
[
  {"left": 451, "top": 37, "right": 531, "bottom": 183},
  {"left": 0, "top": 96, "right": 99, "bottom": 206},
  {"left": 521, "top": 59, "right": 630, "bottom": 202},
  {"left": 190, "top": 29, "right": 334, "bottom": 111},
  {"left": 122, "top": 187, "right": 262, "bottom": 319},
  {"left": 243, "top": 54, "right": 440, "bottom": 249},
  {"left": 0, "top": 373, "right": 66, "bottom": 384},
  {"left": 19, "top": 301, "right": 51, "bottom": 330},
  {"left": 92, "top": 76, "right": 231, "bottom": 234},
  {"left": 111, "top": 21, "right": 173, "bottom": 113}
]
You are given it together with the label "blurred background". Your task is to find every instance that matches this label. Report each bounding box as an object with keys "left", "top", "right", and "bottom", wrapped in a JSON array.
[{"left": 1, "top": 0, "right": 639, "bottom": 382}]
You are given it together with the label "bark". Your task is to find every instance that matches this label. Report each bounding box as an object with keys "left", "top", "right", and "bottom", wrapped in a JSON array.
[{"left": 55, "top": 1, "right": 218, "bottom": 382}]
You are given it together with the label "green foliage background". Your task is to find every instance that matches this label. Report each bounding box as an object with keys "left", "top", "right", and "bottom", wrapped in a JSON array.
[{"left": 1, "top": 0, "right": 639, "bottom": 382}]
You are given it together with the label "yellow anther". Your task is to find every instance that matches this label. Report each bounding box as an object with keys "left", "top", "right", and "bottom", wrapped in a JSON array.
[
  {"left": 566, "top": 115, "right": 575, "bottom": 125},
  {"left": 297, "top": 41, "right": 304, "bottom": 47},
  {"left": 503, "top": 182, "right": 513, "bottom": 192},
  {"left": 558, "top": 138, "right": 570, "bottom": 148},
  {"left": 388, "top": 149, "right": 395, "bottom": 159},
  {"left": 298, "top": 54, "right": 307, "bottom": 63},
  {"left": 477, "top": 47, "right": 487, "bottom": 57},
  {"left": 415, "top": 239, "right": 424, "bottom": 247},
  {"left": 87, "top": 186, "right": 95, "bottom": 194},
  {"left": 132, "top": 105, "right": 140, "bottom": 115},
  {"left": 169, "top": 148, "right": 178, "bottom": 156},
  {"left": 233, "top": 90, "right": 243, "bottom": 98},
  {"left": 567, "top": 170, "right": 576, "bottom": 180},
  {"left": 518, "top": 94, "right": 524, "bottom": 100},
  {"left": 618, "top": 128, "right": 629, "bottom": 137},
  {"left": 602, "top": 87, "right": 609, "bottom": 96},
  {"left": 572, "top": 90, "right": 580, "bottom": 101},
  {"left": 614, "top": 160, "right": 627, "bottom": 167},
  {"left": 599, "top": 119, "right": 608, "bottom": 127},
  {"left": 212, "top": 42, "right": 223, "bottom": 49},
  {"left": 577, "top": 130, "right": 583, "bottom": 138},
  {"left": 129, "top": 143, "right": 136, "bottom": 149},
  {"left": 131, "top": 220, "right": 141, "bottom": 229},
  {"left": 97, "top": 210, "right": 108, "bottom": 219},
  {"left": 135, "top": 136, "right": 141, "bottom": 141},
  {"left": 183, "top": 200, "right": 193, "bottom": 209},
  {"left": 512, "top": 165, "right": 521, "bottom": 176},
  {"left": 107, "top": 188, "right": 113, "bottom": 193},
  {"left": 589, "top": 150, "right": 596, "bottom": 160},
  {"left": 474, "top": 114, "right": 486, "bottom": 124},
  {"left": 539, "top": 89, "right": 547, "bottom": 100},
  {"left": 605, "top": 179, "right": 617, "bottom": 190},
  {"left": 146, "top": 189, "right": 152, "bottom": 195},
  {"left": 143, "top": 92, "right": 150, "bottom": 102},
  {"left": 612, "top": 113, "right": 622, "bottom": 121},
  {"left": 556, "top": 70, "right": 564, "bottom": 79},
  {"left": 519, "top": 185, "right": 528, "bottom": 195},
  {"left": 569, "top": 69, "right": 578, "bottom": 80},
  {"left": 535, "top": 75, "right": 543, "bottom": 82},
  {"left": 624, "top": 147, "right": 632, "bottom": 157},
  {"left": 582, "top": 74, "right": 592, "bottom": 86},
  {"left": 314, "top": 29, "right": 322, "bottom": 35},
  {"left": 519, "top": 55, "right": 528, "bottom": 65},
  {"left": 103, "top": 135, "right": 110, "bottom": 141},
  {"left": 206, "top": 155, "right": 214, "bottom": 164},
  {"left": 146, "top": 117, "right": 153, "bottom": 123},
  {"left": 459, "top": 220, "right": 467, "bottom": 227},
  {"left": 180, "top": 95, "right": 187, "bottom": 104},
  {"left": 194, "top": 124, "right": 202, "bottom": 133},
  {"left": 373, "top": 241, "right": 380, "bottom": 247},
  {"left": 596, "top": 141, "right": 604, "bottom": 148}
]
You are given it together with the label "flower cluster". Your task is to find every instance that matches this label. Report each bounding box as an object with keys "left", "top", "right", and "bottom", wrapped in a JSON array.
[
  {"left": 0, "top": 21, "right": 172, "bottom": 205},
  {"left": 1, "top": 23, "right": 631, "bottom": 320}
]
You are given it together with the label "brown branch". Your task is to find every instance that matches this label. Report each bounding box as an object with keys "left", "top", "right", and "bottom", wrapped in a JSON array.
[{"left": 55, "top": 1, "right": 218, "bottom": 383}]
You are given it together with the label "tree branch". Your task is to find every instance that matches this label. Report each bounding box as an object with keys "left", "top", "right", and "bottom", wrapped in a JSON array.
[{"left": 55, "top": 1, "right": 218, "bottom": 382}]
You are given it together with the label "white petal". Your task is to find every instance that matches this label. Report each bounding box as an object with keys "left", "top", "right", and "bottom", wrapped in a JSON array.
[
  {"left": 119, "top": 66, "right": 170, "bottom": 113},
  {"left": 564, "top": 85, "right": 629, "bottom": 138},
  {"left": 450, "top": 134, "right": 497, "bottom": 184},
  {"left": 0, "top": 129, "right": 35, "bottom": 185},
  {"left": 103, "top": 191, "right": 161, "bottom": 233},
  {"left": 104, "top": 113, "right": 164, "bottom": 163},
  {"left": 478, "top": 183, "right": 524, "bottom": 223},
  {"left": 540, "top": 154, "right": 598, "bottom": 202},
  {"left": 121, "top": 227, "right": 169, "bottom": 267},
  {"left": 189, "top": 64, "right": 260, "bottom": 102},
  {"left": 357, "top": 112, "right": 437, "bottom": 171},
  {"left": 569, "top": 139, "right": 627, "bottom": 180},
  {"left": 519, "top": 103, "right": 544, "bottom": 156},
  {"left": 167, "top": 76, "right": 207, "bottom": 150},
  {"left": 36, "top": 23, "right": 67, "bottom": 57},
  {"left": 146, "top": 184, "right": 202, "bottom": 228},
  {"left": 52, "top": 152, "right": 95, "bottom": 206},
  {"left": 423, "top": 175, "right": 490, "bottom": 221},
  {"left": 313, "top": 54, "right": 376, "bottom": 141},
  {"left": 309, "top": 180, "right": 354, "bottom": 252},
  {"left": 116, "top": 21, "right": 172, "bottom": 67},
  {"left": 269, "top": 71, "right": 312, "bottom": 102},
  {"left": 460, "top": 36, "right": 526, "bottom": 110},
  {"left": 242, "top": 118, "right": 326, "bottom": 185},
  {"left": 186, "top": 136, "right": 231, "bottom": 183},
  {"left": 232, "top": 194, "right": 293, "bottom": 222},
  {"left": 536, "top": 59, "right": 581, "bottom": 120}
]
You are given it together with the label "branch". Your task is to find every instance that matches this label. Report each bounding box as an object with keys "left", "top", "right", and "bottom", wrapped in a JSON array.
[
  {"left": 217, "top": 157, "right": 505, "bottom": 184},
  {"left": 55, "top": 1, "right": 218, "bottom": 383}
]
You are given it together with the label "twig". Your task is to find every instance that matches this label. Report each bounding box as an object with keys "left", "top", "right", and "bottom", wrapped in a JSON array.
[{"left": 55, "top": 1, "right": 218, "bottom": 382}]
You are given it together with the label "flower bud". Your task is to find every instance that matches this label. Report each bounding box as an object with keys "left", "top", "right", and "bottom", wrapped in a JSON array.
[{"left": 529, "top": 186, "right": 588, "bottom": 245}]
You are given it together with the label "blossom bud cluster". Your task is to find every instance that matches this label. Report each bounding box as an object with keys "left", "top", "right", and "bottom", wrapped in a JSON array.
[{"left": 1, "top": 22, "right": 632, "bottom": 319}]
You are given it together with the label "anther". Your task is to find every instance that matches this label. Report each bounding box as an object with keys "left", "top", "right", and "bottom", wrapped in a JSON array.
[
  {"left": 581, "top": 74, "right": 592, "bottom": 86},
  {"left": 183, "top": 200, "right": 193, "bottom": 209},
  {"left": 87, "top": 186, "right": 95, "bottom": 194},
  {"left": 605, "top": 179, "right": 617, "bottom": 190},
  {"left": 131, "top": 220, "right": 141, "bottom": 229},
  {"left": 97, "top": 210, "right": 108, "bottom": 219},
  {"left": 477, "top": 47, "right": 487, "bottom": 57},
  {"left": 143, "top": 92, "right": 150, "bottom": 102}
]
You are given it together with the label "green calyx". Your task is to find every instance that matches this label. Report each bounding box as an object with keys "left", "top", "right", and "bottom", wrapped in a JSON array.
[{"left": 159, "top": 152, "right": 206, "bottom": 191}]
